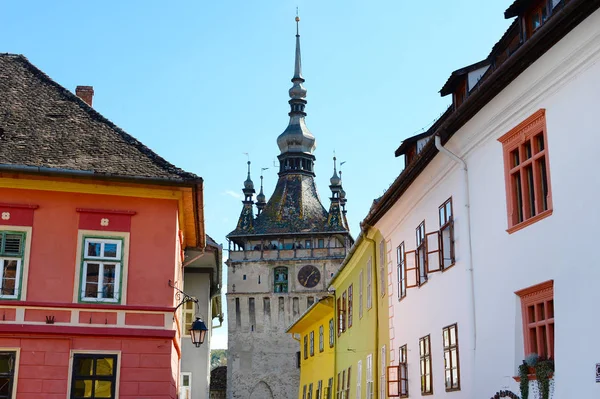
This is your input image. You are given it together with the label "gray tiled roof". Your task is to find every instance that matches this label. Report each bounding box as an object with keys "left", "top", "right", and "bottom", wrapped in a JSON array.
[
  {"left": 0, "top": 54, "right": 199, "bottom": 183},
  {"left": 228, "top": 174, "right": 349, "bottom": 238}
]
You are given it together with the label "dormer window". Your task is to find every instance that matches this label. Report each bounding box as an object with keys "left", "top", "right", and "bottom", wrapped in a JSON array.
[
  {"left": 454, "top": 79, "right": 468, "bottom": 108},
  {"left": 526, "top": 1, "right": 549, "bottom": 38}
]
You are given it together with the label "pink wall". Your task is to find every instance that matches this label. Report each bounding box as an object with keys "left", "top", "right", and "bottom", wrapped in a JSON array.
[
  {"left": 0, "top": 187, "right": 179, "bottom": 307},
  {"left": 0, "top": 335, "right": 177, "bottom": 399}
]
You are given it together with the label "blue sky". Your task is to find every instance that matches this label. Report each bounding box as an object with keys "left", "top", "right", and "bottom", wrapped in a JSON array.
[{"left": 2, "top": 1, "right": 513, "bottom": 348}]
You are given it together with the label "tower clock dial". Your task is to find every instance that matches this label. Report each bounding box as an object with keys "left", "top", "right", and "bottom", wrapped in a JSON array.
[{"left": 298, "top": 265, "right": 321, "bottom": 288}]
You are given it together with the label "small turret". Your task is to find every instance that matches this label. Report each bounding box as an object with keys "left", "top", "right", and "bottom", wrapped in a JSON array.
[
  {"left": 235, "top": 161, "right": 256, "bottom": 232},
  {"left": 327, "top": 156, "right": 347, "bottom": 230},
  {"left": 243, "top": 161, "right": 255, "bottom": 202},
  {"left": 256, "top": 170, "right": 267, "bottom": 215}
]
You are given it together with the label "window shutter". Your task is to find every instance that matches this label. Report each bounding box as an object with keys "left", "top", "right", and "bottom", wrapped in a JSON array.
[
  {"left": 404, "top": 250, "right": 418, "bottom": 288},
  {"left": 387, "top": 366, "right": 400, "bottom": 397},
  {"left": 1, "top": 233, "right": 24, "bottom": 256},
  {"left": 425, "top": 231, "right": 441, "bottom": 273},
  {"left": 399, "top": 363, "right": 408, "bottom": 397}
]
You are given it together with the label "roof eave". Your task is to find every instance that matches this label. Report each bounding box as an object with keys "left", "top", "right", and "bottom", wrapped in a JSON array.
[
  {"left": 0, "top": 163, "right": 203, "bottom": 187},
  {"left": 367, "top": 0, "right": 599, "bottom": 228}
]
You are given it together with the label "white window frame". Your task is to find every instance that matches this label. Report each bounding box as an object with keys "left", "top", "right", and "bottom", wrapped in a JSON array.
[
  {"left": 357, "top": 360, "right": 362, "bottom": 399},
  {"left": 80, "top": 237, "right": 123, "bottom": 303},
  {"left": 366, "top": 354, "right": 374, "bottom": 399},
  {"left": 180, "top": 372, "right": 192, "bottom": 399},
  {"left": 319, "top": 325, "right": 324, "bottom": 352},
  {"left": 359, "top": 269, "right": 364, "bottom": 319},
  {"left": 366, "top": 258, "right": 372, "bottom": 310},
  {"left": 0, "top": 230, "right": 28, "bottom": 300}
]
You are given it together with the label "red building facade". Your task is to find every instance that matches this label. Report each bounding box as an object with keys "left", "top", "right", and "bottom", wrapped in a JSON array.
[{"left": 0, "top": 54, "right": 205, "bottom": 399}]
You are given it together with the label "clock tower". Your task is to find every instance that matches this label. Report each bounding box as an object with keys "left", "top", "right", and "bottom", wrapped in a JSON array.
[{"left": 225, "top": 16, "right": 353, "bottom": 399}]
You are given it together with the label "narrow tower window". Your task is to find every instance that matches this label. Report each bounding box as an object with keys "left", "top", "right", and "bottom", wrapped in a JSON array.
[{"left": 274, "top": 267, "right": 288, "bottom": 293}]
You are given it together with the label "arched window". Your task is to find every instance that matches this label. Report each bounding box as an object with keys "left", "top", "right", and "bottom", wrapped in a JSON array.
[{"left": 274, "top": 267, "right": 288, "bottom": 293}]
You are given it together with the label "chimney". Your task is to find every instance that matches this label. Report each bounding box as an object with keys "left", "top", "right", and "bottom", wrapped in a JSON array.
[{"left": 75, "top": 86, "right": 94, "bottom": 107}]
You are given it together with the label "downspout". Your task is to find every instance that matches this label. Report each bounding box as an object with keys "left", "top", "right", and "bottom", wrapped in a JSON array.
[
  {"left": 434, "top": 135, "right": 476, "bottom": 392},
  {"left": 363, "top": 231, "right": 379, "bottom": 398}
]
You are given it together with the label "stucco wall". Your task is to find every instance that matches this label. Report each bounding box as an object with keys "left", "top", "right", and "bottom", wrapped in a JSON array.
[
  {"left": 0, "top": 336, "right": 178, "bottom": 399},
  {"left": 377, "top": 8, "right": 600, "bottom": 398},
  {"left": 0, "top": 187, "right": 179, "bottom": 307},
  {"left": 181, "top": 271, "right": 213, "bottom": 399}
]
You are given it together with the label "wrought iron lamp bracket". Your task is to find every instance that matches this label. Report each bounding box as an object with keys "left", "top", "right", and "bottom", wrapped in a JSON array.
[{"left": 168, "top": 279, "right": 198, "bottom": 315}]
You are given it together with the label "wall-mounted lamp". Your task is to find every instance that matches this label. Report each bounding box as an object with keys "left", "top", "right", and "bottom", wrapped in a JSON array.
[{"left": 169, "top": 280, "right": 208, "bottom": 347}]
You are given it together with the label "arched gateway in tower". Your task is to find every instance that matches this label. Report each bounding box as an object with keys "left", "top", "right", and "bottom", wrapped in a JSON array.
[{"left": 226, "top": 17, "right": 353, "bottom": 399}]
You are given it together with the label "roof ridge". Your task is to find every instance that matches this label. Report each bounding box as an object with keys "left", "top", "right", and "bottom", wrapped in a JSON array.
[{"left": 10, "top": 54, "right": 199, "bottom": 182}]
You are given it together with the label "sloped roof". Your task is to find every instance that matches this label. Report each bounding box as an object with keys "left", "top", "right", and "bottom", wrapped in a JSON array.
[
  {"left": 228, "top": 174, "right": 349, "bottom": 238},
  {"left": 439, "top": 59, "right": 490, "bottom": 96},
  {"left": 0, "top": 54, "right": 199, "bottom": 183}
]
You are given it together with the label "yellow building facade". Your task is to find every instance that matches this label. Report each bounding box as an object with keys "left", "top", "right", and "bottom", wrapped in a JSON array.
[
  {"left": 288, "top": 227, "right": 391, "bottom": 399},
  {"left": 287, "top": 297, "right": 336, "bottom": 399},
  {"left": 331, "top": 227, "right": 390, "bottom": 399}
]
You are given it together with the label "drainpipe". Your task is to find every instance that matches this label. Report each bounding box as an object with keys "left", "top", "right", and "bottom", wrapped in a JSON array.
[
  {"left": 434, "top": 135, "right": 476, "bottom": 393},
  {"left": 363, "top": 232, "right": 379, "bottom": 398}
]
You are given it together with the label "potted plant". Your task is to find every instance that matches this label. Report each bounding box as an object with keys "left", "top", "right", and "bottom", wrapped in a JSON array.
[
  {"left": 534, "top": 357, "right": 554, "bottom": 399},
  {"left": 517, "top": 353, "right": 554, "bottom": 399}
]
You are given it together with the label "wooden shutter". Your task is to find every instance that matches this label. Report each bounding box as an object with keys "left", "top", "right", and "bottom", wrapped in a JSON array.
[
  {"left": 425, "top": 231, "right": 441, "bottom": 273},
  {"left": 399, "top": 362, "right": 408, "bottom": 397},
  {"left": 404, "top": 250, "right": 418, "bottom": 288},
  {"left": 387, "top": 366, "right": 400, "bottom": 397}
]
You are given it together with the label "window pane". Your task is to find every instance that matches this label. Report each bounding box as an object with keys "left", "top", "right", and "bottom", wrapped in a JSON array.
[
  {"left": 0, "top": 377, "right": 10, "bottom": 395},
  {"left": 526, "top": 165, "right": 535, "bottom": 217},
  {"left": 87, "top": 242, "right": 101, "bottom": 257},
  {"left": 524, "top": 141, "right": 532, "bottom": 159},
  {"left": 95, "top": 380, "right": 112, "bottom": 398},
  {"left": 443, "top": 329, "right": 449, "bottom": 348},
  {"left": 74, "top": 379, "right": 93, "bottom": 397},
  {"left": 547, "top": 300, "right": 554, "bottom": 319},
  {"left": 511, "top": 149, "right": 520, "bottom": 167},
  {"left": 452, "top": 368, "right": 459, "bottom": 388},
  {"left": 537, "top": 303, "right": 545, "bottom": 321},
  {"left": 451, "top": 350, "right": 458, "bottom": 370},
  {"left": 1, "top": 260, "right": 17, "bottom": 295},
  {"left": 74, "top": 357, "right": 95, "bottom": 376},
  {"left": 450, "top": 326, "right": 456, "bottom": 345},
  {"left": 528, "top": 305, "right": 536, "bottom": 323},
  {"left": 529, "top": 327, "right": 538, "bottom": 355},
  {"left": 0, "top": 354, "right": 13, "bottom": 374},
  {"left": 104, "top": 243, "right": 118, "bottom": 258},
  {"left": 95, "top": 358, "right": 114, "bottom": 376},
  {"left": 538, "top": 157, "right": 549, "bottom": 211},
  {"left": 85, "top": 263, "right": 100, "bottom": 297},
  {"left": 535, "top": 133, "right": 545, "bottom": 152},
  {"left": 445, "top": 370, "right": 451, "bottom": 389},
  {"left": 513, "top": 172, "right": 523, "bottom": 223},
  {"left": 183, "top": 375, "right": 190, "bottom": 386}
]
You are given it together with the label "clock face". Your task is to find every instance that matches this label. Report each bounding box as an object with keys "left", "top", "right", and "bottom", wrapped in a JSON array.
[{"left": 298, "top": 265, "right": 321, "bottom": 288}]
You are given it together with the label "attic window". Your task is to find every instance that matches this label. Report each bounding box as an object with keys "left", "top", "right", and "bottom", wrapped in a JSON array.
[{"left": 528, "top": 2, "right": 548, "bottom": 37}]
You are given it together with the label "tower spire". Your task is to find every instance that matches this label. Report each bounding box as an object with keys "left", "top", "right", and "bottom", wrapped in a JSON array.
[
  {"left": 293, "top": 12, "right": 303, "bottom": 82},
  {"left": 256, "top": 168, "right": 268, "bottom": 215},
  {"left": 276, "top": 14, "right": 316, "bottom": 165}
]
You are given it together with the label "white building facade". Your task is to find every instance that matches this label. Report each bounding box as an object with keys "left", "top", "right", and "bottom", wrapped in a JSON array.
[{"left": 368, "top": 1, "right": 600, "bottom": 397}]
